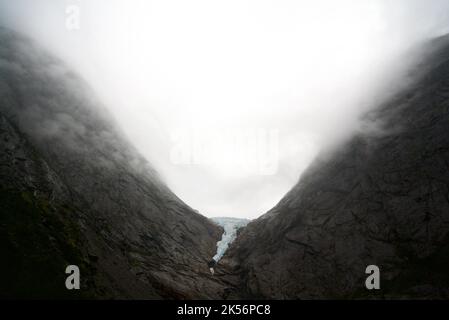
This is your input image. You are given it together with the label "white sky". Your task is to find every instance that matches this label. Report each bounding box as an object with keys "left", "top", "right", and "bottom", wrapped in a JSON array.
[{"left": 1, "top": 0, "right": 449, "bottom": 218}]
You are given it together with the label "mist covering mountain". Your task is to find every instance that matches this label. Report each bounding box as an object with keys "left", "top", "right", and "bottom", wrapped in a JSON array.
[
  {"left": 222, "top": 34, "right": 449, "bottom": 299},
  {"left": 1, "top": 26, "right": 449, "bottom": 299},
  {"left": 0, "top": 27, "right": 226, "bottom": 299}
]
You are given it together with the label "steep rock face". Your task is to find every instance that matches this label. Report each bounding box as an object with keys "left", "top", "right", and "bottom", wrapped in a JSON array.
[
  {"left": 224, "top": 35, "right": 449, "bottom": 299},
  {"left": 0, "top": 28, "right": 223, "bottom": 299}
]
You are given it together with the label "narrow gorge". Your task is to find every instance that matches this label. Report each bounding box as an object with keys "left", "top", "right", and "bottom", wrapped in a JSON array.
[{"left": 1, "top": 27, "right": 449, "bottom": 299}]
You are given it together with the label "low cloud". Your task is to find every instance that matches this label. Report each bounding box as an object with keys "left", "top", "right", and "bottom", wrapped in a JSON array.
[{"left": 1, "top": 1, "right": 448, "bottom": 218}]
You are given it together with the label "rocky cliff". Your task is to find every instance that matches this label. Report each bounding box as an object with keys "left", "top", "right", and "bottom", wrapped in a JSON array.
[
  {"left": 223, "top": 35, "right": 449, "bottom": 299},
  {"left": 2, "top": 26, "right": 449, "bottom": 300},
  {"left": 0, "top": 27, "right": 224, "bottom": 299}
]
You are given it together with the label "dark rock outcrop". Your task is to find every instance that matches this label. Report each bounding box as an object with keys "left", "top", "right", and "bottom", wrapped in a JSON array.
[
  {"left": 0, "top": 27, "right": 225, "bottom": 299},
  {"left": 3, "top": 26, "right": 449, "bottom": 300},
  {"left": 223, "top": 35, "right": 449, "bottom": 299}
]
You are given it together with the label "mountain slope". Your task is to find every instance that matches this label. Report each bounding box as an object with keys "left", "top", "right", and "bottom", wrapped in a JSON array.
[
  {"left": 223, "top": 35, "right": 449, "bottom": 299},
  {"left": 0, "top": 27, "right": 224, "bottom": 299}
]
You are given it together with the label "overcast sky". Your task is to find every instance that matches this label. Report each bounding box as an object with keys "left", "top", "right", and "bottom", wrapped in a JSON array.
[{"left": 1, "top": 1, "right": 449, "bottom": 218}]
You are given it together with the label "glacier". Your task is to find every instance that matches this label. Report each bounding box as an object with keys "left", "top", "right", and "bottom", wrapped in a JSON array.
[{"left": 210, "top": 217, "right": 250, "bottom": 262}]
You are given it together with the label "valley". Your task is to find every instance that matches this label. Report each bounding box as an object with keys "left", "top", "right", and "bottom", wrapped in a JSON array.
[{"left": 1, "top": 27, "right": 449, "bottom": 299}]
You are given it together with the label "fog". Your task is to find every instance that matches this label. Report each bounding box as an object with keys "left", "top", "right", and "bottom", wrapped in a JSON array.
[{"left": 1, "top": 1, "right": 448, "bottom": 218}]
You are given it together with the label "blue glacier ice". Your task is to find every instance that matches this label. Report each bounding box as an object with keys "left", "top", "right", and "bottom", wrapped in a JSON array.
[{"left": 210, "top": 217, "right": 250, "bottom": 262}]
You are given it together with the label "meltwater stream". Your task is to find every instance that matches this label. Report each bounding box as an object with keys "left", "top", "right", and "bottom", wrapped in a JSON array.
[{"left": 210, "top": 217, "right": 250, "bottom": 262}]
